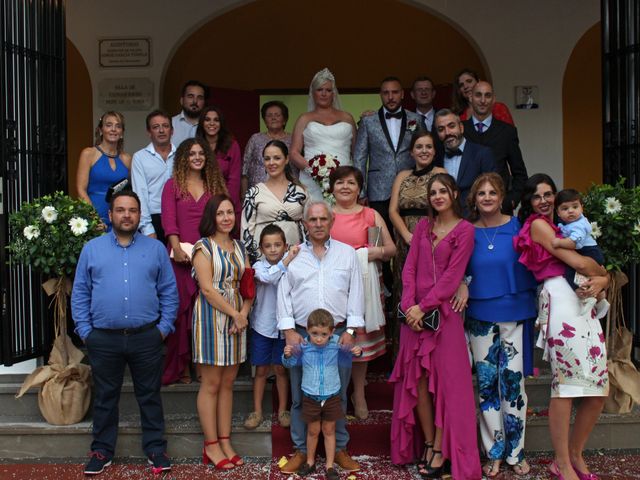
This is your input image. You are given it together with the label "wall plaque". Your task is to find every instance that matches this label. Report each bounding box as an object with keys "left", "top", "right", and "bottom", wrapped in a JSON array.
[
  {"left": 99, "top": 38, "right": 151, "bottom": 68},
  {"left": 98, "top": 78, "right": 154, "bottom": 111}
]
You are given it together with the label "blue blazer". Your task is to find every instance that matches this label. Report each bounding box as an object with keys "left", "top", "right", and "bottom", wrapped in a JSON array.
[{"left": 436, "top": 140, "right": 497, "bottom": 209}]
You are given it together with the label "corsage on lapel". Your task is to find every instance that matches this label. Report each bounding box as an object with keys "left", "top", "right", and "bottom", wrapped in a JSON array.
[{"left": 406, "top": 119, "right": 418, "bottom": 133}]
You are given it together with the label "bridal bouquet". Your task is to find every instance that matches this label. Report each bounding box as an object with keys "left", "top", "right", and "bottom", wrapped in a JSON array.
[{"left": 307, "top": 153, "right": 341, "bottom": 202}]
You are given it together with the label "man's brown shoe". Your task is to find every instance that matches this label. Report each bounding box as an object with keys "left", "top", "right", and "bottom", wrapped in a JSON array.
[
  {"left": 335, "top": 449, "right": 360, "bottom": 472},
  {"left": 280, "top": 451, "right": 306, "bottom": 473}
]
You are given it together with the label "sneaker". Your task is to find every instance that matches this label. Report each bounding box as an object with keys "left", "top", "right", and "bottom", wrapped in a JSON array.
[
  {"left": 280, "top": 450, "right": 306, "bottom": 473},
  {"left": 326, "top": 467, "right": 340, "bottom": 480},
  {"left": 243, "top": 411, "right": 263, "bottom": 430},
  {"left": 84, "top": 451, "right": 112, "bottom": 475},
  {"left": 335, "top": 449, "right": 360, "bottom": 472},
  {"left": 147, "top": 452, "right": 171, "bottom": 474},
  {"left": 278, "top": 410, "right": 291, "bottom": 428}
]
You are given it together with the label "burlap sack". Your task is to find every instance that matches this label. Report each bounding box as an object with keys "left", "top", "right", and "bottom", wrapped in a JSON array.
[
  {"left": 604, "top": 271, "right": 640, "bottom": 414},
  {"left": 16, "top": 335, "right": 91, "bottom": 425}
]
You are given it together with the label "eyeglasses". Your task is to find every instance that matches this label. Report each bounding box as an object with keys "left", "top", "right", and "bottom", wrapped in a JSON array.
[{"left": 531, "top": 191, "right": 555, "bottom": 203}]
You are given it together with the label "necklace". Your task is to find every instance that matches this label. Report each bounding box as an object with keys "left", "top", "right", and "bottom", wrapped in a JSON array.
[
  {"left": 95, "top": 144, "right": 118, "bottom": 159},
  {"left": 479, "top": 224, "right": 500, "bottom": 250}
]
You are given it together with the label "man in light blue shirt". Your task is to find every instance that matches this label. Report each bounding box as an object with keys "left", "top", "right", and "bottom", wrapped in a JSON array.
[
  {"left": 171, "top": 80, "right": 206, "bottom": 147},
  {"left": 277, "top": 201, "right": 364, "bottom": 474},
  {"left": 72, "top": 190, "right": 178, "bottom": 476},
  {"left": 131, "top": 110, "right": 176, "bottom": 243}
]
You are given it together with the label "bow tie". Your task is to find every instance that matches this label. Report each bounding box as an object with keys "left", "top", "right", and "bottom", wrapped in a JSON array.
[
  {"left": 385, "top": 110, "right": 402, "bottom": 120},
  {"left": 445, "top": 148, "right": 463, "bottom": 158}
]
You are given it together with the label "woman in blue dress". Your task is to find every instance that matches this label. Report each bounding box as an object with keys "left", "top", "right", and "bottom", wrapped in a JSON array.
[
  {"left": 458, "top": 173, "right": 537, "bottom": 477},
  {"left": 76, "top": 111, "right": 131, "bottom": 230}
]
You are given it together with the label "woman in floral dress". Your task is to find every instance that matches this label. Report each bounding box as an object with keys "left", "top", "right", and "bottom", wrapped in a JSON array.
[{"left": 515, "top": 173, "right": 609, "bottom": 480}]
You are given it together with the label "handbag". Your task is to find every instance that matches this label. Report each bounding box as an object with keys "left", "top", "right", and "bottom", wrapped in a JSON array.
[
  {"left": 604, "top": 271, "right": 640, "bottom": 414},
  {"left": 105, "top": 177, "right": 131, "bottom": 204},
  {"left": 397, "top": 303, "right": 440, "bottom": 331},
  {"left": 239, "top": 267, "right": 256, "bottom": 300}
]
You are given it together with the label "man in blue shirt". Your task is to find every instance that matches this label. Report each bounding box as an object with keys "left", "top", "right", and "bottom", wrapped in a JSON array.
[{"left": 72, "top": 190, "right": 178, "bottom": 476}]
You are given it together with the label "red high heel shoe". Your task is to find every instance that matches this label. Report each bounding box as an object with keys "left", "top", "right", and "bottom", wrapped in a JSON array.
[
  {"left": 202, "top": 440, "right": 234, "bottom": 470},
  {"left": 218, "top": 436, "right": 243, "bottom": 466}
]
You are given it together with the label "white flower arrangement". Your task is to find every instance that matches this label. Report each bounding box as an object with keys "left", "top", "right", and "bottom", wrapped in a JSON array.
[
  {"left": 583, "top": 178, "right": 640, "bottom": 270},
  {"left": 8, "top": 192, "right": 102, "bottom": 276}
]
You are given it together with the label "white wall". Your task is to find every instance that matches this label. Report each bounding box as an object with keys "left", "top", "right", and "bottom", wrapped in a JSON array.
[{"left": 66, "top": 0, "right": 601, "bottom": 187}]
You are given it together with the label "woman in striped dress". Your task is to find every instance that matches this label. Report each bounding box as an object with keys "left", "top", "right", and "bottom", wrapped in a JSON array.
[{"left": 192, "top": 194, "right": 253, "bottom": 470}]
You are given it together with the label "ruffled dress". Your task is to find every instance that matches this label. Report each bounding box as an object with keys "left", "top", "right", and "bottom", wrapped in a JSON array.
[
  {"left": 389, "top": 218, "right": 482, "bottom": 479},
  {"left": 514, "top": 214, "right": 608, "bottom": 398}
]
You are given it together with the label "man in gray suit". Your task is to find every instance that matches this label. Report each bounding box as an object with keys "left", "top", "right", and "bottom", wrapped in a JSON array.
[
  {"left": 354, "top": 76, "right": 421, "bottom": 292},
  {"left": 354, "top": 77, "right": 421, "bottom": 229}
]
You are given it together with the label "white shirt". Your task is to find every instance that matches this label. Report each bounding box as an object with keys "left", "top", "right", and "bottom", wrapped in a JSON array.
[
  {"left": 250, "top": 258, "right": 288, "bottom": 339},
  {"left": 131, "top": 142, "right": 176, "bottom": 235},
  {"left": 171, "top": 111, "right": 198, "bottom": 148},
  {"left": 277, "top": 239, "right": 364, "bottom": 330},
  {"left": 383, "top": 108, "right": 402, "bottom": 150},
  {"left": 444, "top": 138, "right": 466, "bottom": 181},
  {"left": 472, "top": 114, "right": 493, "bottom": 133},
  {"left": 417, "top": 108, "right": 434, "bottom": 131}
]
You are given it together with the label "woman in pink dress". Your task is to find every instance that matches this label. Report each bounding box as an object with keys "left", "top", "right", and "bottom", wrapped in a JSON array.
[
  {"left": 196, "top": 106, "right": 242, "bottom": 228},
  {"left": 160, "top": 138, "right": 228, "bottom": 385},
  {"left": 328, "top": 166, "right": 396, "bottom": 420},
  {"left": 390, "top": 173, "right": 481, "bottom": 479},
  {"left": 515, "top": 173, "right": 609, "bottom": 480}
]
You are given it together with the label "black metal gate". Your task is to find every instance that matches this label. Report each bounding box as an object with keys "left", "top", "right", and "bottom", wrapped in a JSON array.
[
  {"left": 602, "top": 0, "right": 640, "bottom": 355},
  {"left": 0, "top": 0, "right": 67, "bottom": 365}
]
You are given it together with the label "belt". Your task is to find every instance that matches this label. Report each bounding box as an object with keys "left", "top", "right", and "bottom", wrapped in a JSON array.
[{"left": 95, "top": 321, "right": 158, "bottom": 336}]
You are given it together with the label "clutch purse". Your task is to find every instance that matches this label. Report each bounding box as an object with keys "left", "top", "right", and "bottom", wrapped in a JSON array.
[
  {"left": 105, "top": 177, "right": 131, "bottom": 203},
  {"left": 367, "top": 226, "right": 382, "bottom": 247},
  {"left": 239, "top": 267, "right": 256, "bottom": 300},
  {"left": 169, "top": 242, "right": 195, "bottom": 260},
  {"left": 397, "top": 304, "right": 440, "bottom": 331}
]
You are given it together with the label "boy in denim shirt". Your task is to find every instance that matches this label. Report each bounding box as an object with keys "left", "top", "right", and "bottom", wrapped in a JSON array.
[{"left": 282, "top": 309, "right": 362, "bottom": 479}]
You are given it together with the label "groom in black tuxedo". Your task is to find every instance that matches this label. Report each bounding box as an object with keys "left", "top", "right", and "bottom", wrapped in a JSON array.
[
  {"left": 434, "top": 109, "right": 497, "bottom": 209},
  {"left": 463, "top": 81, "right": 528, "bottom": 214}
]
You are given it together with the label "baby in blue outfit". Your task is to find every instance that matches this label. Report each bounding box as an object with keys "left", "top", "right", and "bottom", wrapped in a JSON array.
[{"left": 551, "top": 189, "right": 608, "bottom": 318}]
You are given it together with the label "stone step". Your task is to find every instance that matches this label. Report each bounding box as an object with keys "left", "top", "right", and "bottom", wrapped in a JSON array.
[
  {"left": 0, "top": 373, "right": 269, "bottom": 418},
  {"left": 0, "top": 412, "right": 273, "bottom": 460}
]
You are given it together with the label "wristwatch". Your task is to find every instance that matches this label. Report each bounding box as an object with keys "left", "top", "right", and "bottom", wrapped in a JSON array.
[{"left": 346, "top": 327, "right": 356, "bottom": 337}]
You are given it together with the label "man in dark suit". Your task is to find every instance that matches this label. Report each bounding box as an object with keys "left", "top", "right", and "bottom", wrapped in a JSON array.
[
  {"left": 410, "top": 76, "right": 444, "bottom": 162},
  {"left": 434, "top": 108, "right": 496, "bottom": 209},
  {"left": 463, "top": 81, "right": 528, "bottom": 214}
]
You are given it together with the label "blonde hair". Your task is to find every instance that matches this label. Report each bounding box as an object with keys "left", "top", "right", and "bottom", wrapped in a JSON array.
[{"left": 94, "top": 111, "right": 125, "bottom": 154}]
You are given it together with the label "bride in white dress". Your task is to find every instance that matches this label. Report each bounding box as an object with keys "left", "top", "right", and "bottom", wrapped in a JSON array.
[{"left": 290, "top": 68, "right": 357, "bottom": 201}]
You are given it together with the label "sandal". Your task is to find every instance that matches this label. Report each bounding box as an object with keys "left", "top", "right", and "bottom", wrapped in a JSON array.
[
  {"left": 416, "top": 441, "right": 434, "bottom": 470},
  {"left": 218, "top": 436, "right": 243, "bottom": 466},
  {"left": 483, "top": 459, "right": 501, "bottom": 477},
  {"left": 512, "top": 458, "right": 531, "bottom": 476},
  {"left": 178, "top": 374, "right": 192, "bottom": 384}
]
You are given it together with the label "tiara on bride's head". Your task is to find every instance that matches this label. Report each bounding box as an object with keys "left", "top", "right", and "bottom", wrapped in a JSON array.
[{"left": 308, "top": 67, "right": 341, "bottom": 111}]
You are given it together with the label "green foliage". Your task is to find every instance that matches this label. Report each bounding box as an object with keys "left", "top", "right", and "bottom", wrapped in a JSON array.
[
  {"left": 7, "top": 192, "right": 103, "bottom": 276},
  {"left": 582, "top": 177, "right": 640, "bottom": 271}
]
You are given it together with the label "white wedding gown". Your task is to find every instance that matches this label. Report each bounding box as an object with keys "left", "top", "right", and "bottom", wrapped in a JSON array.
[{"left": 300, "top": 121, "right": 353, "bottom": 201}]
